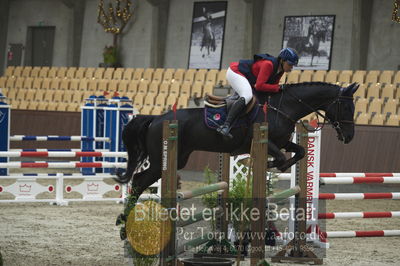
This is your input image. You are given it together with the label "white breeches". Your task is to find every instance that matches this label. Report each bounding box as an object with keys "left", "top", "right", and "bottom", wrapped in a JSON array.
[{"left": 226, "top": 67, "right": 253, "bottom": 104}]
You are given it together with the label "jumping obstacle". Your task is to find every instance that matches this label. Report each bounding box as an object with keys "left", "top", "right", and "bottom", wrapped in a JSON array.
[
  {"left": 176, "top": 181, "right": 228, "bottom": 201},
  {"left": 321, "top": 230, "right": 400, "bottom": 238},
  {"left": 0, "top": 95, "right": 138, "bottom": 204},
  {"left": 319, "top": 192, "right": 400, "bottom": 200}
]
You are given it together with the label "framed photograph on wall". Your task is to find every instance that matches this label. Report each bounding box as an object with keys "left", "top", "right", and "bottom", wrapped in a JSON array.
[
  {"left": 282, "top": 15, "right": 335, "bottom": 70},
  {"left": 188, "top": 1, "right": 227, "bottom": 69}
]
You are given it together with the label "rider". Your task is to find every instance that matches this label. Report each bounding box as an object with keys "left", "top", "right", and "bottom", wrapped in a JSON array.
[{"left": 216, "top": 47, "right": 299, "bottom": 138}]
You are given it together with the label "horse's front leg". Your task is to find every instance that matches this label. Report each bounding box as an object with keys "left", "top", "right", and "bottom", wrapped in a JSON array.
[
  {"left": 276, "top": 141, "right": 305, "bottom": 172},
  {"left": 267, "top": 141, "right": 287, "bottom": 170}
]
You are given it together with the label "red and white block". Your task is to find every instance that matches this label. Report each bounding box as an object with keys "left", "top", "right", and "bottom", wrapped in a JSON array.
[
  {"left": 320, "top": 177, "right": 400, "bottom": 184},
  {"left": 322, "top": 230, "right": 400, "bottom": 238}
]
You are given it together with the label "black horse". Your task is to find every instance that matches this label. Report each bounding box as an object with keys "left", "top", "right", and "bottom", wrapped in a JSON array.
[{"left": 116, "top": 82, "right": 359, "bottom": 201}]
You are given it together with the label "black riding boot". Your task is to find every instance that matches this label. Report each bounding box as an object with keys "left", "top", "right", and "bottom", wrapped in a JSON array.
[{"left": 216, "top": 97, "right": 246, "bottom": 138}]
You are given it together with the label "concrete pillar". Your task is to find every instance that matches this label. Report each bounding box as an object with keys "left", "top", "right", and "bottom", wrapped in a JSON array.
[
  {"left": 350, "top": 0, "right": 373, "bottom": 70},
  {"left": 62, "top": 0, "right": 85, "bottom": 67},
  {"left": 0, "top": 0, "right": 10, "bottom": 75},
  {"left": 242, "top": 0, "right": 265, "bottom": 58},
  {"left": 146, "top": 0, "right": 170, "bottom": 68}
]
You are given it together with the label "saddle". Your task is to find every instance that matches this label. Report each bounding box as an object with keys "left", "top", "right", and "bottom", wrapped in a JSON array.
[
  {"left": 203, "top": 94, "right": 260, "bottom": 130},
  {"left": 204, "top": 93, "right": 257, "bottom": 114}
]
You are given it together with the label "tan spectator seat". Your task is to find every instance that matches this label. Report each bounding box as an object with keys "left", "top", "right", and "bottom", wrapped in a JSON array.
[
  {"left": 382, "top": 99, "right": 398, "bottom": 114},
  {"left": 378, "top": 70, "right": 394, "bottom": 84},
  {"left": 155, "top": 94, "right": 166, "bottom": 106},
  {"left": 34, "top": 90, "right": 46, "bottom": 102},
  {"left": 21, "top": 66, "right": 32, "bottom": 77},
  {"left": 148, "top": 82, "right": 159, "bottom": 95},
  {"left": 15, "top": 88, "right": 27, "bottom": 101},
  {"left": 354, "top": 83, "right": 367, "bottom": 99},
  {"left": 57, "top": 67, "right": 67, "bottom": 78},
  {"left": 50, "top": 79, "right": 60, "bottom": 90},
  {"left": 151, "top": 106, "right": 164, "bottom": 115},
  {"left": 48, "top": 67, "right": 59, "bottom": 78},
  {"left": 13, "top": 67, "right": 23, "bottom": 77},
  {"left": 66, "top": 67, "right": 77, "bottom": 79},
  {"left": 355, "top": 112, "right": 370, "bottom": 125},
  {"left": 93, "top": 68, "right": 105, "bottom": 79},
  {"left": 84, "top": 68, "right": 95, "bottom": 79},
  {"left": 191, "top": 83, "right": 203, "bottom": 97},
  {"left": 153, "top": 68, "right": 164, "bottom": 83},
  {"left": 142, "top": 68, "right": 154, "bottom": 82},
  {"left": 0, "top": 76, "right": 6, "bottom": 88},
  {"left": 203, "top": 84, "right": 214, "bottom": 96},
  {"left": 338, "top": 70, "right": 352, "bottom": 85},
  {"left": 170, "top": 82, "right": 181, "bottom": 95},
  {"left": 5, "top": 66, "right": 14, "bottom": 77},
  {"left": 138, "top": 81, "right": 149, "bottom": 94},
  {"left": 75, "top": 68, "right": 86, "bottom": 79},
  {"left": 286, "top": 70, "right": 300, "bottom": 83},
  {"left": 78, "top": 79, "right": 89, "bottom": 91},
  {"left": 5, "top": 76, "right": 16, "bottom": 89},
  {"left": 14, "top": 77, "right": 25, "bottom": 89},
  {"left": 381, "top": 84, "right": 395, "bottom": 99},
  {"left": 69, "top": 79, "right": 79, "bottom": 91},
  {"left": 366, "top": 83, "right": 381, "bottom": 99},
  {"left": 113, "top": 68, "right": 123, "bottom": 79},
  {"left": 177, "top": 95, "right": 189, "bottom": 108},
  {"left": 25, "top": 89, "right": 36, "bottom": 101},
  {"left": 325, "top": 70, "right": 339, "bottom": 83},
  {"left": 140, "top": 105, "right": 153, "bottom": 115},
  {"left": 38, "top": 67, "right": 49, "bottom": 78},
  {"left": 312, "top": 70, "right": 326, "bottom": 82},
  {"left": 108, "top": 80, "right": 119, "bottom": 92},
  {"left": 132, "top": 68, "right": 144, "bottom": 81},
  {"left": 59, "top": 79, "right": 70, "bottom": 90},
  {"left": 368, "top": 98, "right": 383, "bottom": 114},
  {"left": 127, "top": 80, "right": 139, "bottom": 94},
  {"left": 183, "top": 69, "right": 196, "bottom": 84},
  {"left": 194, "top": 69, "right": 206, "bottom": 84},
  {"left": 355, "top": 98, "right": 368, "bottom": 113},
  {"left": 30, "top": 67, "right": 41, "bottom": 78},
  {"left": 172, "top": 69, "right": 185, "bottom": 84},
  {"left": 162, "top": 68, "right": 175, "bottom": 83},
  {"left": 299, "top": 70, "right": 313, "bottom": 83},
  {"left": 365, "top": 70, "right": 380, "bottom": 85},
  {"left": 216, "top": 69, "right": 227, "bottom": 86},
  {"left": 103, "top": 68, "right": 114, "bottom": 79},
  {"left": 394, "top": 71, "right": 400, "bottom": 84},
  {"left": 370, "top": 113, "right": 385, "bottom": 126},
  {"left": 53, "top": 89, "right": 64, "bottom": 102},
  {"left": 123, "top": 68, "right": 135, "bottom": 80},
  {"left": 63, "top": 90, "right": 74, "bottom": 102},
  {"left": 205, "top": 69, "right": 218, "bottom": 85},
  {"left": 23, "top": 77, "right": 34, "bottom": 89},
  {"left": 351, "top": 70, "right": 366, "bottom": 84},
  {"left": 98, "top": 79, "right": 109, "bottom": 92},
  {"left": 117, "top": 80, "right": 129, "bottom": 93},
  {"left": 158, "top": 83, "right": 169, "bottom": 95},
  {"left": 386, "top": 114, "right": 400, "bottom": 126},
  {"left": 165, "top": 95, "right": 177, "bottom": 109},
  {"left": 18, "top": 100, "right": 29, "bottom": 110}
]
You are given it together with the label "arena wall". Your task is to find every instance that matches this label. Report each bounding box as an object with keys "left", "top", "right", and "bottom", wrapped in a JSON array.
[{"left": 1, "top": 0, "right": 399, "bottom": 73}]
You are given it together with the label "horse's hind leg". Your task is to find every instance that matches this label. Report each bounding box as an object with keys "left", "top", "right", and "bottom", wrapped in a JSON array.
[{"left": 267, "top": 141, "right": 287, "bottom": 170}]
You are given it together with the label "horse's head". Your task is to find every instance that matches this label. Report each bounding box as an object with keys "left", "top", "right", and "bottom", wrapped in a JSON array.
[{"left": 324, "top": 83, "right": 359, "bottom": 144}]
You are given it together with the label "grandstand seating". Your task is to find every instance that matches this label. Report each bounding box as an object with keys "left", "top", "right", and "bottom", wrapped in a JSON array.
[{"left": 0, "top": 66, "right": 398, "bottom": 126}]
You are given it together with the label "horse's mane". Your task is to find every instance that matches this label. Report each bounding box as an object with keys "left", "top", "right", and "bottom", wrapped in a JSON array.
[{"left": 285, "top": 82, "right": 341, "bottom": 90}]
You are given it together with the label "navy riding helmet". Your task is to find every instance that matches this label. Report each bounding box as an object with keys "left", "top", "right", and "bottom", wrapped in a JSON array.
[{"left": 278, "top": 48, "right": 299, "bottom": 66}]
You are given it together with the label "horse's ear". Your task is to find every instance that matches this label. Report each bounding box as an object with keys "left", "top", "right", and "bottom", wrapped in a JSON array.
[{"left": 344, "top": 82, "right": 359, "bottom": 96}]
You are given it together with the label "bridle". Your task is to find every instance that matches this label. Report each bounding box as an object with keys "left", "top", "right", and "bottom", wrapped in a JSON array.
[{"left": 267, "top": 87, "right": 354, "bottom": 140}]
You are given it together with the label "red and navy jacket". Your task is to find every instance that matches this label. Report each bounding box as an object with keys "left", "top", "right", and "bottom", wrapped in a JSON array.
[{"left": 230, "top": 54, "right": 283, "bottom": 93}]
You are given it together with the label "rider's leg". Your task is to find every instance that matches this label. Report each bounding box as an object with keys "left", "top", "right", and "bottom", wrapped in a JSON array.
[{"left": 216, "top": 68, "right": 252, "bottom": 138}]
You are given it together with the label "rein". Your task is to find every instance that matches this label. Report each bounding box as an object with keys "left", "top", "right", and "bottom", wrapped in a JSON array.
[{"left": 266, "top": 86, "right": 354, "bottom": 136}]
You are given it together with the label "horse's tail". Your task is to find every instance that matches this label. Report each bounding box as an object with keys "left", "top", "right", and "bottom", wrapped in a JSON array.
[{"left": 115, "top": 115, "right": 155, "bottom": 184}]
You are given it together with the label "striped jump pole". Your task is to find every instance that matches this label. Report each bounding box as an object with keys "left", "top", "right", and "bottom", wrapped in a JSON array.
[
  {"left": 9, "top": 149, "right": 110, "bottom": 152},
  {"left": 318, "top": 211, "right": 400, "bottom": 219},
  {"left": 0, "top": 151, "right": 127, "bottom": 158},
  {"left": 9, "top": 135, "right": 110, "bottom": 142},
  {"left": 0, "top": 162, "right": 126, "bottom": 168},
  {"left": 320, "top": 177, "right": 400, "bottom": 184},
  {"left": 176, "top": 181, "right": 228, "bottom": 201},
  {"left": 322, "top": 230, "right": 400, "bottom": 238},
  {"left": 319, "top": 192, "right": 400, "bottom": 200},
  {"left": 277, "top": 173, "right": 400, "bottom": 180}
]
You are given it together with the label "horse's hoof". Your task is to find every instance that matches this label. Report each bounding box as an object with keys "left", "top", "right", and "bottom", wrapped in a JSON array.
[
  {"left": 120, "top": 226, "right": 127, "bottom": 240},
  {"left": 116, "top": 213, "right": 127, "bottom": 226}
]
